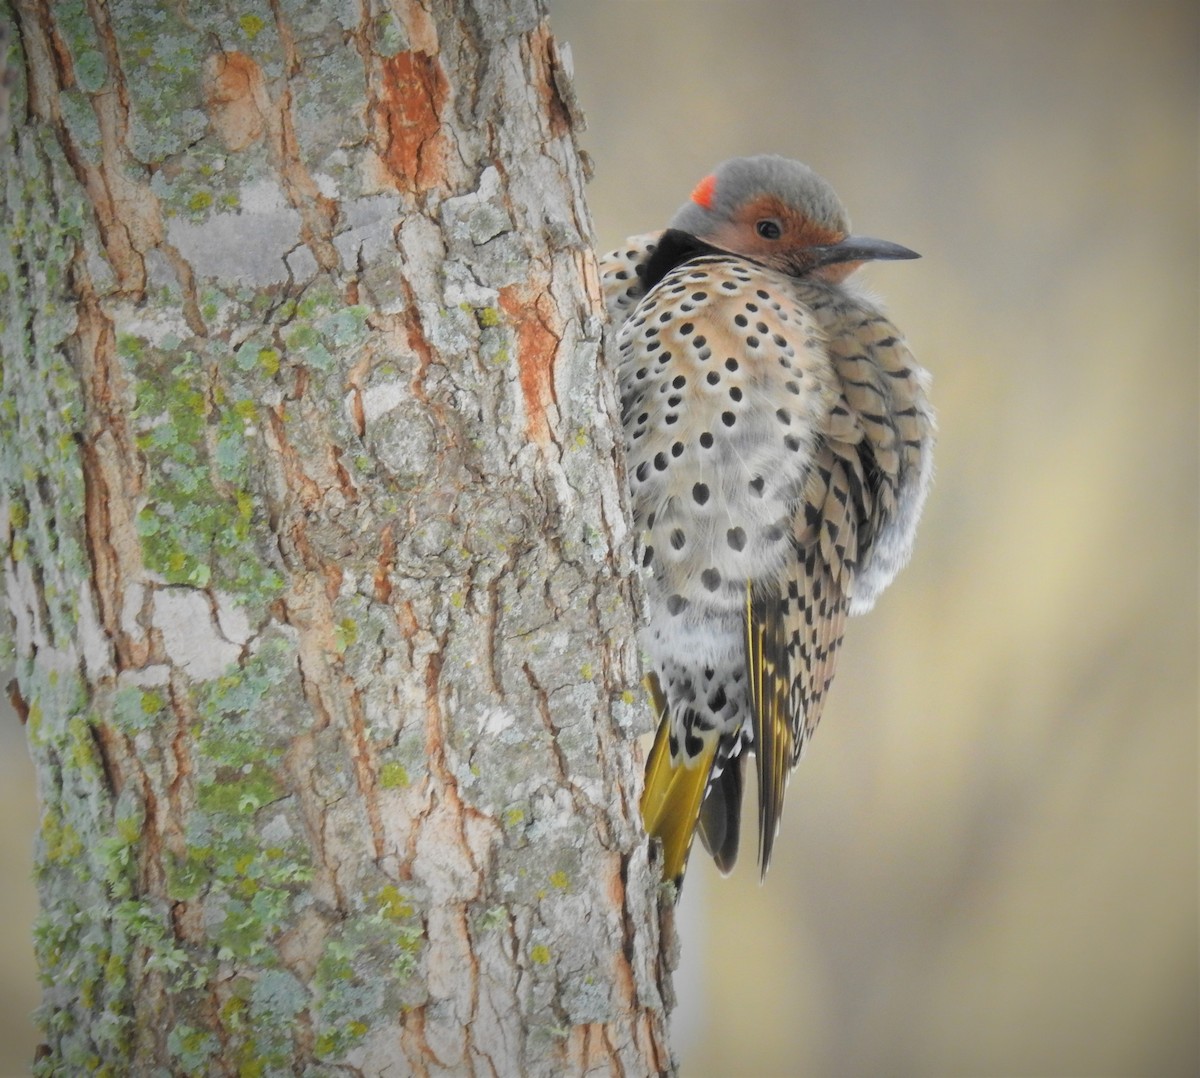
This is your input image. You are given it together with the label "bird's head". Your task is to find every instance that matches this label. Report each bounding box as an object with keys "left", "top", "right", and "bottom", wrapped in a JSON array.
[{"left": 669, "top": 154, "right": 918, "bottom": 282}]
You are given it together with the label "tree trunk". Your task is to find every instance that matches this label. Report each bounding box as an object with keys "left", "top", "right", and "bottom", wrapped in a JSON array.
[{"left": 1, "top": 1, "right": 674, "bottom": 1073}]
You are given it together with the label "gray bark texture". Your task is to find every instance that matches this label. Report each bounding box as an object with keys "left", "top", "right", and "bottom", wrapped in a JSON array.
[{"left": 1, "top": 0, "right": 675, "bottom": 1073}]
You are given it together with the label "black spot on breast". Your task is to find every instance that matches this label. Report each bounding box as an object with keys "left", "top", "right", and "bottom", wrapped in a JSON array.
[
  {"left": 749, "top": 476, "right": 765, "bottom": 495},
  {"left": 642, "top": 545, "right": 654, "bottom": 567},
  {"left": 671, "top": 441, "right": 684, "bottom": 457},
  {"left": 635, "top": 461, "right": 650, "bottom": 482},
  {"left": 722, "top": 411, "right": 736, "bottom": 427},
  {"left": 784, "top": 435, "right": 802, "bottom": 452},
  {"left": 727, "top": 527, "right": 746, "bottom": 550},
  {"left": 725, "top": 358, "right": 739, "bottom": 371},
  {"left": 701, "top": 568, "right": 721, "bottom": 591},
  {"left": 729, "top": 387, "right": 743, "bottom": 402},
  {"left": 707, "top": 371, "right": 720, "bottom": 385},
  {"left": 667, "top": 594, "right": 688, "bottom": 615},
  {"left": 670, "top": 528, "right": 686, "bottom": 550},
  {"left": 700, "top": 432, "right": 714, "bottom": 449},
  {"left": 654, "top": 452, "right": 668, "bottom": 471},
  {"left": 776, "top": 409, "right": 791, "bottom": 425},
  {"left": 692, "top": 483, "right": 709, "bottom": 505}
]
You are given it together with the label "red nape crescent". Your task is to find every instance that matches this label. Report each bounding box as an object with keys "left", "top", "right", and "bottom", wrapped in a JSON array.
[{"left": 689, "top": 173, "right": 717, "bottom": 209}]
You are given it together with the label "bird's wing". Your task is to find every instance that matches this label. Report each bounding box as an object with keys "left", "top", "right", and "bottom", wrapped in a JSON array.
[
  {"left": 818, "top": 307, "right": 936, "bottom": 612},
  {"left": 746, "top": 580, "right": 794, "bottom": 874},
  {"left": 747, "top": 300, "right": 933, "bottom": 872},
  {"left": 747, "top": 439, "right": 858, "bottom": 873},
  {"left": 598, "top": 232, "right": 661, "bottom": 327}
]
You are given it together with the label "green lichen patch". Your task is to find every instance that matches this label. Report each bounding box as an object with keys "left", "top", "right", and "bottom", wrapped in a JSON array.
[
  {"left": 196, "top": 761, "right": 282, "bottom": 816},
  {"left": 134, "top": 629, "right": 316, "bottom": 985},
  {"left": 1, "top": 131, "right": 92, "bottom": 653},
  {"left": 110, "top": 686, "right": 167, "bottom": 735},
  {"left": 128, "top": 341, "right": 281, "bottom": 607},
  {"left": 548, "top": 869, "right": 570, "bottom": 892},
  {"left": 110, "top": 0, "right": 208, "bottom": 160},
  {"left": 193, "top": 971, "right": 304, "bottom": 1078},
  {"left": 238, "top": 14, "right": 267, "bottom": 41},
  {"left": 311, "top": 889, "right": 427, "bottom": 1061},
  {"left": 167, "top": 1024, "right": 218, "bottom": 1075},
  {"left": 377, "top": 761, "right": 409, "bottom": 789}
]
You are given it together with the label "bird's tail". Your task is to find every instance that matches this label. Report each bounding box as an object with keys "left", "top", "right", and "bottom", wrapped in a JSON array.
[{"left": 640, "top": 674, "right": 718, "bottom": 887}]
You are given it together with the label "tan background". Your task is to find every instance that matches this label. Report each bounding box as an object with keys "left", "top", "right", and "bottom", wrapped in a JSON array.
[{"left": 2, "top": 1, "right": 1196, "bottom": 1074}]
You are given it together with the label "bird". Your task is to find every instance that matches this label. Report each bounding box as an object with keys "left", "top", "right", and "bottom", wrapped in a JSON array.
[{"left": 599, "top": 155, "right": 935, "bottom": 887}]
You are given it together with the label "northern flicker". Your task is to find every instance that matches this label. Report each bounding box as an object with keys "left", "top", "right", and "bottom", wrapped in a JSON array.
[{"left": 600, "top": 155, "right": 935, "bottom": 886}]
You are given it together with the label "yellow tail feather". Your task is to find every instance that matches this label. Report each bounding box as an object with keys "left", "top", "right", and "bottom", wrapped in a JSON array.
[{"left": 640, "top": 677, "right": 717, "bottom": 885}]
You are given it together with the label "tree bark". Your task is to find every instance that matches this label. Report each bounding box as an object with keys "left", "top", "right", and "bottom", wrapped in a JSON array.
[{"left": 1, "top": 1, "right": 674, "bottom": 1073}]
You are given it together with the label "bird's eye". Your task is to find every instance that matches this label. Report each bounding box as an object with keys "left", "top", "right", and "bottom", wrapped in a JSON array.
[{"left": 756, "top": 219, "right": 783, "bottom": 240}]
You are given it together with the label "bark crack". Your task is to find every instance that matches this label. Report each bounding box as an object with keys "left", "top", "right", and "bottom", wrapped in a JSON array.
[{"left": 265, "top": 0, "right": 341, "bottom": 273}]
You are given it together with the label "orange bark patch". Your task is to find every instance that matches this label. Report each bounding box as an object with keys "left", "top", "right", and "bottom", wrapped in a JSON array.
[
  {"left": 203, "top": 51, "right": 267, "bottom": 152},
  {"left": 379, "top": 50, "right": 450, "bottom": 192},
  {"left": 373, "top": 523, "right": 395, "bottom": 605},
  {"left": 499, "top": 284, "right": 560, "bottom": 445},
  {"left": 527, "top": 21, "right": 576, "bottom": 139}
]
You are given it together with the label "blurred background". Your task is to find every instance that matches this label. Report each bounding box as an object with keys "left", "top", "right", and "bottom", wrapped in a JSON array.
[{"left": 2, "top": 1, "right": 1196, "bottom": 1074}]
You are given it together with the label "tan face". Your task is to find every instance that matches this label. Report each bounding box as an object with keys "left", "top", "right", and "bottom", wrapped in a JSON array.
[{"left": 700, "top": 194, "right": 849, "bottom": 278}]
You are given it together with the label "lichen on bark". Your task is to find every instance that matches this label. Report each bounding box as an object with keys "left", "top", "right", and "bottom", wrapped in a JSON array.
[{"left": 2, "top": 0, "right": 674, "bottom": 1073}]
